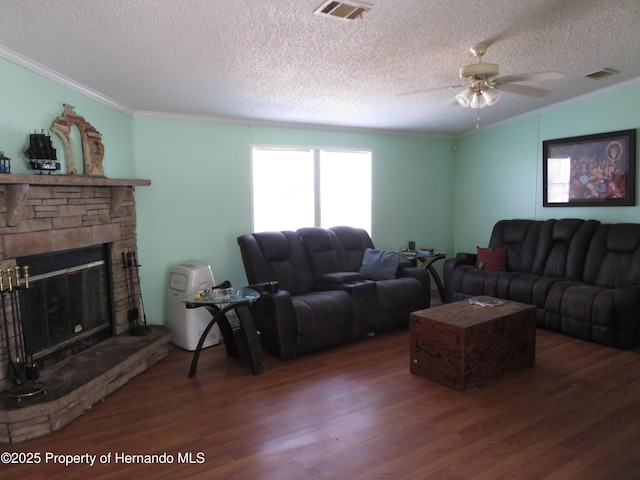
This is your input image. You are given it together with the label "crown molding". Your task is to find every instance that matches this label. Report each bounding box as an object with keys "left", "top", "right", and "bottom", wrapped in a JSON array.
[
  {"left": 132, "top": 110, "right": 449, "bottom": 138},
  {"left": 0, "top": 45, "right": 133, "bottom": 115}
]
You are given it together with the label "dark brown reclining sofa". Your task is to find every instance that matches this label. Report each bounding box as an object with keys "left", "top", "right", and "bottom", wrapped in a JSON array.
[
  {"left": 443, "top": 219, "right": 640, "bottom": 348},
  {"left": 237, "top": 226, "right": 430, "bottom": 359}
]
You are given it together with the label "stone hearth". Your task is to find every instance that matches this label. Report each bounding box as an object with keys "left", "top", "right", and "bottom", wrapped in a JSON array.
[
  {"left": 0, "top": 326, "right": 170, "bottom": 443},
  {"left": 0, "top": 174, "right": 171, "bottom": 444}
]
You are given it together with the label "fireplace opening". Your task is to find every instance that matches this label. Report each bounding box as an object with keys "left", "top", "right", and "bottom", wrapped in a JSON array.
[{"left": 16, "top": 244, "right": 113, "bottom": 370}]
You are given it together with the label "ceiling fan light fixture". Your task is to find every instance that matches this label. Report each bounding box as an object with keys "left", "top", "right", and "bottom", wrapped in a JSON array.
[
  {"left": 483, "top": 88, "right": 502, "bottom": 105},
  {"left": 455, "top": 88, "right": 474, "bottom": 107},
  {"left": 470, "top": 92, "right": 487, "bottom": 109}
]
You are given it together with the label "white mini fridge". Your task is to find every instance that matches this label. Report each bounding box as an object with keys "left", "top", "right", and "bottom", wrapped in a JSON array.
[{"left": 166, "top": 261, "right": 221, "bottom": 350}]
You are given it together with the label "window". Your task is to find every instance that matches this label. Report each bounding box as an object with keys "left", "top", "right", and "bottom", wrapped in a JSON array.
[
  {"left": 251, "top": 147, "right": 372, "bottom": 233},
  {"left": 546, "top": 157, "right": 571, "bottom": 203},
  {"left": 251, "top": 148, "right": 315, "bottom": 232},
  {"left": 319, "top": 150, "right": 371, "bottom": 230}
]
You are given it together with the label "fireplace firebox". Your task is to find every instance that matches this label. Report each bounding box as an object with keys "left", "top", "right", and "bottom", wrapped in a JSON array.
[{"left": 17, "top": 245, "right": 113, "bottom": 370}]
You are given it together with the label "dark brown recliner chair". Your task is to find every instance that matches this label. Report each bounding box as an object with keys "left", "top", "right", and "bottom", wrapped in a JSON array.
[{"left": 237, "top": 230, "right": 354, "bottom": 359}]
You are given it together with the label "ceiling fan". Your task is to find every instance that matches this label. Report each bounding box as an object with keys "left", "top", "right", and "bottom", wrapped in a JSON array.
[
  {"left": 450, "top": 43, "right": 564, "bottom": 109},
  {"left": 400, "top": 43, "right": 564, "bottom": 109}
]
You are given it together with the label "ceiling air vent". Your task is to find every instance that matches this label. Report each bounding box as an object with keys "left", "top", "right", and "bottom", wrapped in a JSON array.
[
  {"left": 585, "top": 68, "right": 619, "bottom": 80},
  {"left": 314, "top": 1, "right": 372, "bottom": 21}
]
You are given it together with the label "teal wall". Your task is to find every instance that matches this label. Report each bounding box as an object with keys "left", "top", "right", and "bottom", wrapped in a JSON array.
[
  {"left": 3, "top": 52, "right": 640, "bottom": 328},
  {"left": 0, "top": 57, "right": 134, "bottom": 177},
  {"left": 0, "top": 56, "right": 454, "bottom": 328},
  {"left": 453, "top": 80, "right": 640, "bottom": 253},
  {"left": 133, "top": 119, "right": 454, "bottom": 325}
]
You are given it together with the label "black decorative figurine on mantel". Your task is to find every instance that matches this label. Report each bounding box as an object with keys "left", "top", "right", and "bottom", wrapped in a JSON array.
[{"left": 24, "top": 129, "right": 61, "bottom": 174}]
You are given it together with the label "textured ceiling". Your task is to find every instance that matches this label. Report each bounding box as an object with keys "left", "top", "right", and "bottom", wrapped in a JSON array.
[{"left": 0, "top": 0, "right": 639, "bottom": 136}]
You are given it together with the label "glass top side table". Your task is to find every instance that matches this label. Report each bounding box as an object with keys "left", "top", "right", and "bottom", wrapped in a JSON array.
[{"left": 183, "top": 287, "right": 264, "bottom": 377}]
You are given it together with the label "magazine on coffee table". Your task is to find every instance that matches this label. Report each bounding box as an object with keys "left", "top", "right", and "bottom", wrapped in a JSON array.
[{"left": 468, "top": 296, "right": 505, "bottom": 307}]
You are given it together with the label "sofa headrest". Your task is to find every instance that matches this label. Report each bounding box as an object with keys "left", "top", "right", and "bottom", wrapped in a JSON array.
[
  {"left": 238, "top": 230, "right": 315, "bottom": 295},
  {"left": 607, "top": 224, "right": 640, "bottom": 252},
  {"left": 254, "top": 231, "right": 298, "bottom": 262},
  {"left": 298, "top": 227, "right": 335, "bottom": 253},
  {"left": 552, "top": 219, "right": 584, "bottom": 242},
  {"left": 298, "top": 227, "right": 350, "bottom": 278},
  {"left": 330, "top": 226, "right": 374, "bottom": 250},
  {"left": 330, "top": 226, "right": 375, "bottom": 271},
  {"left": 498, "top": 219, "right": 535, "bottom": 244}
]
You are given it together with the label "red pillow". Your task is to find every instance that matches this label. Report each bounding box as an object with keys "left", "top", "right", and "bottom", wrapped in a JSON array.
[{"left": 476, "top": 247, "right": 507, "bottom": 271}]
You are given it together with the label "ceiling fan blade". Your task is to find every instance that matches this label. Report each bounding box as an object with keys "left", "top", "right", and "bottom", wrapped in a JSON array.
[
  {"left": 396, "top": 84, "right": 464, "bottom": 97},
  {"left": 494, "top": 71, "right": 564, "bottom": 84},
  {"left": 495, "top": 83, "right": 551, "bottom": 97}
]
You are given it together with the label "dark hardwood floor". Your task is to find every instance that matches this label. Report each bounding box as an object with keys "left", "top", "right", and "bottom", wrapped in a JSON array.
[{"left": 5, "top": 301, "right": 640, "bottom": 479}]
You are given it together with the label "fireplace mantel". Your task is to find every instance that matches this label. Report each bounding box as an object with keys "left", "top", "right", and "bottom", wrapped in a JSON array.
[
  {"left": 0, "top": 173, "right": 151, "bottom": 187},
  {"left": 0, "top": 174, "right": 151, "bottom": 226}
]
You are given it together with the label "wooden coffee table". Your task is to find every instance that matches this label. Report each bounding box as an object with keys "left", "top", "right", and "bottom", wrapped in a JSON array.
[{"left": 410, "top": 298, "right": 536, "bottom": 391}]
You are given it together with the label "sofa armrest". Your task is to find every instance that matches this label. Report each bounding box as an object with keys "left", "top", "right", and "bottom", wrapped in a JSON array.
[
  {"left": 250, "top": 290, "right": 298, "bottom": 359},
  {"left": 397, "top": 266, "right": 431, "bottom": 306},
  {"left": 317, "top": 271, "right": 366, "bottom": 290},
  {"left": 614, "top": 284, "right": 640, "bottom": 348},
  {"left": 334, "top": 280, "right": 378, "bottom": 337},
  {"left": 443, "top": 252, "right": 477, "bottom": 303},
  {"left": 247, "top": 281, "right": 279, "bottom": 294}
]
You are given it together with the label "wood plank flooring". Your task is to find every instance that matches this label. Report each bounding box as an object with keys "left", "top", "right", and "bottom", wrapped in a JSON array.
[{"left": 4, "top": 313, "right": 640, "bottom": 479}]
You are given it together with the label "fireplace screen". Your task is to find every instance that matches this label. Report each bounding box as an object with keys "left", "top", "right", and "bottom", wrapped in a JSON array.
[{"left": 17, "top": 245, "right": 113, "bottom": 366}]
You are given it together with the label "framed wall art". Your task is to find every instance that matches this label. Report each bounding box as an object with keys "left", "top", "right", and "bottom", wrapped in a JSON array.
[{"left": 542, "top": 129, "right": 636, "bottom": 207}]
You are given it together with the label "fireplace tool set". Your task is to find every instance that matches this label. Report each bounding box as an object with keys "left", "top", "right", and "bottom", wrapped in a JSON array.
[
  {"left": 0, "top": 266, "right": 48, "bottom": 402},
  {"left": 122, "top": 250, "right": 151, "bottom": 336}
]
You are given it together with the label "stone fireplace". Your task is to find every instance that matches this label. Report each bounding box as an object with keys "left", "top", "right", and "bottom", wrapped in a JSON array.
[{"left": 0, "top": 174, "right": 170, "bottom": 443}]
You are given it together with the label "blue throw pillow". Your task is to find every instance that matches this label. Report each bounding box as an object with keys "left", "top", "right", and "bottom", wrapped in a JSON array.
[{"left": 359, "top": 248, "right": 400, "bottom": 280}]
